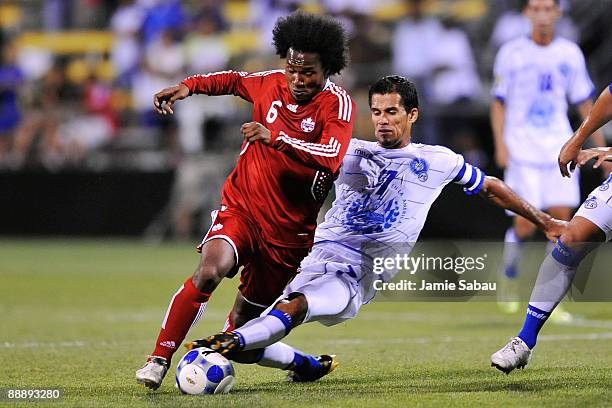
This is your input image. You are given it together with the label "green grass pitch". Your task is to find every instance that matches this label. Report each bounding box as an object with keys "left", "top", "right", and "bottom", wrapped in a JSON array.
[{"left": 0, "top": 239, "right": 610, "bottom": 407}]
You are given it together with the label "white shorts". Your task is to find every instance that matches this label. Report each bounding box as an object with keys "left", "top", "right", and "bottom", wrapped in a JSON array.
[
  {"left": 574, "top": 174, "right": 612, "bottom": 242},
  {"left": 262, "top": 247, "right": 363, "bottom": 327},
  {"left": 504, "top": 161, "right": 580, "bottom": 215}
]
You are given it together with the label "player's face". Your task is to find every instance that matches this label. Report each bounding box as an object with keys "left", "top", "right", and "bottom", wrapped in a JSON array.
[
  {"left": 525, "top": 0, "right": 560, "bottom": 36},
  {"left": 370, "top": 92, "right": 418, "bottom": 149},
  {"left": 284, "top": 49, "right": 326, "bottom": 103}
]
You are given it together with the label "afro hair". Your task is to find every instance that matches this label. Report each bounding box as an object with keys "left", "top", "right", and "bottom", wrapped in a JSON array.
[{"left": 272, "top": 11, "right": 349, "bottom": 77}]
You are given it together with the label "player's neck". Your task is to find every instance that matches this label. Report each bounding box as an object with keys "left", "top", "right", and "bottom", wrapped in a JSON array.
[{"left": 530, "top": 31, "right": 554, "bottom": 46}]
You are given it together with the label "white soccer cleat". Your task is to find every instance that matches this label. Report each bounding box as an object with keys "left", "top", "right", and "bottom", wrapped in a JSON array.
[
  {"left": 136, "top": 356, "right": 169, "bottom": 390},
  {"left": 491, "top": 337, "right": 531, "bottom": 374}
]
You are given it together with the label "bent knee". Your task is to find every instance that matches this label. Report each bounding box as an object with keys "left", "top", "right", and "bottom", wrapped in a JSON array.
[
  {"left": 560, "top": 217, "right": 606, "bottom": 245},
  {"left": 274, "top": 293, "right": 308, "bottom": 327},
  {"left": 192, "top": 263, "right": 227, "bottom": 291}
]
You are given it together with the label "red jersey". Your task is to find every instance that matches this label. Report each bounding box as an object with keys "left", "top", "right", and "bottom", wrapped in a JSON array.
[{"left": 182, "top": 70, "right": 355, "bottom": 248}]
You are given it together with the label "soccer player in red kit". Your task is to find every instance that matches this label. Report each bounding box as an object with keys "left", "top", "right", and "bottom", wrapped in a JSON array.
[{"left": 136, "top": 12, "right": 354, "bottom": 390}]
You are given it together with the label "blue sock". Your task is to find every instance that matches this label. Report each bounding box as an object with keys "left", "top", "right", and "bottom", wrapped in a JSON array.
[
  {"left": 289, "top": 352, "right": 321, "bottom": 374},
  {"left": 517, "top": 304, "right": 551, "bottom": 349},
  {"left": 503, "top": 228, "right": 524, "bottom": 279}
]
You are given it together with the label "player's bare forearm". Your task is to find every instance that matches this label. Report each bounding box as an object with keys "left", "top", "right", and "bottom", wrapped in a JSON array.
[
  {"left": 478, "top": 176, "right": 566, "bottom": 240},
  {"left": 490, "top": 99, "right": 508, "bottom": 168},
  {"left": 569, "top": 88, "right": 612, "bottom": 147},
  {"left": 576, "top": 99, "right": 606, "bottom": 148}
]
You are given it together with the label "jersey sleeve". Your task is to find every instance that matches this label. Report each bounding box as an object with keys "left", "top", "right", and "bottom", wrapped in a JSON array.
[
  {"left": 567, "top": 47, "right": 595, "bottom": 105},
  {"left": 451, "top": 155, "right": 486, "bottom": 196},
  {"left": 491, "top": 45, "right": 511, "bottom": 102},
  {"left": 269, "top": 91, "right": 355, "bottom": 173},
  {"left": 181, "top": 70, "right": 275, "bottom": 103}
]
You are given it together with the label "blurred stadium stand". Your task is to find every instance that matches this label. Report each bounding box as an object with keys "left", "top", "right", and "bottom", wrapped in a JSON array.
[{"left": 0, "top": 0, "right": 610, "bottom": 239}]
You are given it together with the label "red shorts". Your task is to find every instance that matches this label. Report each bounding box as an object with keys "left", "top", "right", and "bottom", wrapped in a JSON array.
[{"left": 199, "top": 206, "right": 309, "bottom": 307}]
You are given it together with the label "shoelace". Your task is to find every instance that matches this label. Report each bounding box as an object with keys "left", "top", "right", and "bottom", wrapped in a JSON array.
[{"left": 502, "top": 339, "right": 521, "bottom": 353}]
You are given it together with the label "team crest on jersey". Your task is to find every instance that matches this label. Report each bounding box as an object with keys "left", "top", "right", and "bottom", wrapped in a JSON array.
[
  {"left": 345, "top": 195, "right": 401, "bottom": 234},
  {"left": 558, "top": 62, "right": 570, "bottom": 77},
  {"left": 301, "top": 117, "right": 315, "bottom": 132},
  {"left": 583, "top": 196, "right": 597, "bottom": 209},
  {"left": 599, "top": 175, "right": 611, "bottom": 191},
  {"left": 409, "top": 158, "right": 429, "bottom": 182},
  {"left": 286, "top": 104, "right": 298, "bottom": 113}
]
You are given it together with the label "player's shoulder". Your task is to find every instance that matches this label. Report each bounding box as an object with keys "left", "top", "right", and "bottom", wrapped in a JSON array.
[
  {"left": 412, "top": 142, "right": 458, "bottom": 157},
  {"left": 243, "top": 69, "right": 285, "bottom": 78},
  {"left": 411, "top": 143, "right": 463, "bottom": 168},
  {"left": 551, "top": 37, "right": 584, "bottom": 56},
  {"left": 348, "top": 138, "right": 376, "bottom": 154},
  {"left": 319, "top": 80, "right": 355, "bottom": 121},
  {"left": 497, "top": 36, "right": 529, "bottom": 57}
]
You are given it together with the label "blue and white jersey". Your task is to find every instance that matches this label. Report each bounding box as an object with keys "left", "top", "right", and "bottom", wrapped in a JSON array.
[
  {"left": 492, "top": 37, "right": 594, "bottom": 165},
  {"left": 312, "top": 139, "right": 484, "bottom": 301}
]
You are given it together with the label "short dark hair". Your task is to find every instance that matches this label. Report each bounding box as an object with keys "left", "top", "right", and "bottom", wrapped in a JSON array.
[
  {"left": 272, "top": 11, "right": 349, "bottom": 76},
  {"left": 368, "top": 75, "right": 419, "bottom": 111}
]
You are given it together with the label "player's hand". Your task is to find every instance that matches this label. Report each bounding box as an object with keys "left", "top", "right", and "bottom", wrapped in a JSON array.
[
  {"left": 153, "top": 84, "right": 190, "bottom": 115},
  {"left": 558, "top": 139, "right": 581, "bottom": 177},
  {"left": 494, "top": 144, "right": 509, "bottom": 169},
  {"left": 241, "top": 122, "right": 271, "bottom": 145},
  {"left": 543, "top": 218, "right": 568, "bottom": 242},
  {"left": 577, "top": 147, "right": 612, "bottom": 170}
]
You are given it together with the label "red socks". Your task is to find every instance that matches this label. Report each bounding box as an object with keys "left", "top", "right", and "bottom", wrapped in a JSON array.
[{"left": 152, "top": 277, "right": 211, "bottom": 361}]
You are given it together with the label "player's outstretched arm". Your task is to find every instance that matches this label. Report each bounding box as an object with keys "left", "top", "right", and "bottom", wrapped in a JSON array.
[
  {"left": 559, "top": 85, "right": 612, "bottom": 177},
  {"left": 153, "top": 84, "right": 190, "bottom": 115},
  {"left": 478, "top": 176, "right": 567, "bottom": 241}
]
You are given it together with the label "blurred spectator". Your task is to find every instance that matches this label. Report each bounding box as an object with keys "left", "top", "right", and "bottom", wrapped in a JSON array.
[
  {"left": 429, "top": 16, "right": 483, "bottom": 105},
  {"left": 56, "top": 72, "right": 118, "bottom": 164},
  {"left": 392, "top": 0, "right": 442, "bottom": 143},
  {"left": 321, "top": 0, "right": 395, "bottom": 15},
  {"left": 110, "top": 0, "right": 146, "bottom": 88},
  {"left": 0, "top": 42, "right": 24, "bottom": 164},
  {"left": 391, "top": 0, "right": 442, "bottom": 94},
  {"left": 132, "top": 29, "right": 184, "bottom": 127},
  {"left": 249, "top": 0, "right": 302, "bottom": 54},
  {"left": 180, "top": 11, "right": 232, "bottom": 154},
  {"left": 12, "top": 60, "right": 79, "bottom": 168},
  {"left": 140, "top": 0, "right": 186, "bottom": 45},
  {"left": 490, "top": 0, "right": 578, "bottom": 50}
]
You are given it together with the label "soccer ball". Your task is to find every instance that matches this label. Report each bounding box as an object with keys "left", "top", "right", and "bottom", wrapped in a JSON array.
[{"left": 175, "top": 347, "right": 235, "bottom": 395}]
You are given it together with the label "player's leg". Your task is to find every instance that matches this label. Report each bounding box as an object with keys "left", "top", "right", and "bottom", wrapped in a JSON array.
[
  {"left": 224, "top": 291, "right": 268, "bottom": 331},
  {"left": 499, "top": 163, "right": 540, "bottom": 313},
  {"left": 136, "top": 239, "right": 236, "bottom": 389},
  {"left": 137, "top": 208, "right": 252, "bottom": 389},
  {"left": 190, "top": 273, "right": 351, "bottom": 354},
  {"left": 491, "top": 216, "right": 606, "bottom": 374},
  {"left": 544, "top": 205, "right": 576, "bottom": 323}
]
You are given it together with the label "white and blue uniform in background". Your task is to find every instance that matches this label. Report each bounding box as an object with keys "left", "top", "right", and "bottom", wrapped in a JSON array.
[
  {"left": 493, "top": 36, "right": 594, "bottom": 210},
  {"left": 268, "top": 139, "right": 485, "bottom": 326}
]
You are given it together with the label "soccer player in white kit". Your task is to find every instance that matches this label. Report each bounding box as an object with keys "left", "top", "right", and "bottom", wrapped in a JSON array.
[
  {"left": 490, "top": 0, "right": 605, "bottom": 315},
  {"left": 186, "top": 76, "right": 566, "bottom": 381},
  {"left": 491, "top": 83, "right": 612, "bottom": 374}
]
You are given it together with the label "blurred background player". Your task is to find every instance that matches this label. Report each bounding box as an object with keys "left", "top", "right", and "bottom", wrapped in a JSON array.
[
  {"left": 136, "top": 12, "right": 354, "bottom": 390},
  {"left": 490, "top": 0, "right": 605, "bottom": 317},
  {"left": 186, "top": 76, "right": 566, "bottom": 382},
  {"left": 491, "top": 82, "right": 612, "bottom": 374}
]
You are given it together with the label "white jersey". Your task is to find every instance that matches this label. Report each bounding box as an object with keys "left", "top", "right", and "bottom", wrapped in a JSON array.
[
  {"left": 312, "top": 139, "right": 484, "bottom": 302},
  {"left": 492, "top": 36, "right": 594, "bottom": 165}
]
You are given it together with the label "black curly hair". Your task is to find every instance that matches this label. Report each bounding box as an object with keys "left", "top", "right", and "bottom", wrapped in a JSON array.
[
  {"left": 368, "top": 75, "right": 419, "bottom": 111},
  {"left": 272, "top": 11, "right": 349, "bottom": 77}
]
